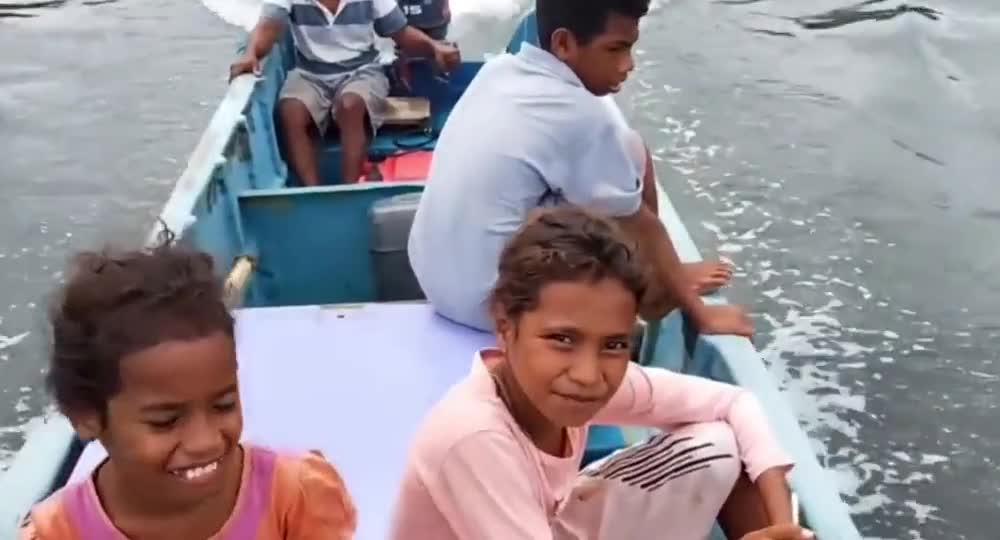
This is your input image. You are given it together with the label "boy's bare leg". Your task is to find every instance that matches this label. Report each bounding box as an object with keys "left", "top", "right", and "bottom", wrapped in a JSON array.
[
  {"left": 332, "top": 66, "right": 388, "bottom": 184},
  {"left": 277, "top": 99, "right": 321, "bottom": 186},
  {"left": 334, "top": 92, "right": 369, "bottom": 184}
]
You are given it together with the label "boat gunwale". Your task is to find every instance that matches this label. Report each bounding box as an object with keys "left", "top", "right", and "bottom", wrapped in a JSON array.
[{"left": 145, "top": 73, "right": 259, "bottom": 248}]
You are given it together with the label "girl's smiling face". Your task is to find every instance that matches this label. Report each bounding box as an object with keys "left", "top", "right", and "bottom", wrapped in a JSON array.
[
  {"left": 74, "top": 331, "right": 244, "bottom": 512},
  {"left": 496, "top": 277, "right": 637, "bottom": 428},
  {"left": 487, "top": 207, "right": 647, "bottom": 452}
]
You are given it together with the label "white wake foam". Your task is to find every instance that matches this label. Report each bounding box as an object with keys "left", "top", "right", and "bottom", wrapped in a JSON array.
[
  {"left": 198, "top": 0, "right": 262, "bottom": 31},
  {"left": 643, "top": 83, "right": 953, "bottom": 535},
  {"left": 197, "top": 0, "right": 532, "bottom": 32}
]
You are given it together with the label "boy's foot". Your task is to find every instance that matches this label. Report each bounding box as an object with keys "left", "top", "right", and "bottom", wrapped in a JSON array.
[{"left": 684, "top": 260, "right": 733, "bottom": 295}]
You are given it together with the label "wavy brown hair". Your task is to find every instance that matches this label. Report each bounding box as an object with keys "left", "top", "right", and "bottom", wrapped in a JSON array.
[
  {"left": 46, "top": 235, "right": 233, "bottom": 421},
  {"left": 490, "top": 207, "right": 647, "bottom": 323}
]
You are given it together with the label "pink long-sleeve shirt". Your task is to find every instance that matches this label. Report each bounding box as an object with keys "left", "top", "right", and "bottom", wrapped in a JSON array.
[{"left": 389, "top": 349, "right": 793, "bottom": 540}]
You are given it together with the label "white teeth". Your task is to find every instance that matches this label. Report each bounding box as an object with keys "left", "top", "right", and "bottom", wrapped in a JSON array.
[{"left": 175, "top": 460, "right": 219, "bottom": 481}]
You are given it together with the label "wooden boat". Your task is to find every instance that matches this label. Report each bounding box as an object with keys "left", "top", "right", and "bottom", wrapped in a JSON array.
[{"left": 0, "top": 7, "right": 861, "bottom": 539}]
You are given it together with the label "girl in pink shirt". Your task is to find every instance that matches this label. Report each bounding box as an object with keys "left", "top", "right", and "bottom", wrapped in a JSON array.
[
  {"left": 19, "top": 241, "right": 356, "bottom": 540},
  {"left": 390, "top": 208, "right": 813, "bottom": 540}
]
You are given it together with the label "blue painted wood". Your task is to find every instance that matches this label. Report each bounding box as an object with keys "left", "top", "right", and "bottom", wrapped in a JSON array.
[
  {"left": 582, "top": 424, "right": 627, "bottom": 466},
  {"left": 238, "top": 183, "right": 424, "bottom": 307},
  {"left": 0, "top": 417, "right": 78, "bottom": 536},
  {"left": 506, "top": 10, "right": 538, "bottom": 54}
]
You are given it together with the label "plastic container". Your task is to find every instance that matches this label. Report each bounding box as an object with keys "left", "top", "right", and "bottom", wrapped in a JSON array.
[{"left": 369, "top": 192, "right": 425, "bottom": 301}]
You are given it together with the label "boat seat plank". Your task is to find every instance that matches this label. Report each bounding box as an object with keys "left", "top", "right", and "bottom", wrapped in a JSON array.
[
  {"left": 69, "top": 303, "right": 494, "bottom": 540},
  {"left": 382, "top": 97, "right": 432, "bottom": 126}
]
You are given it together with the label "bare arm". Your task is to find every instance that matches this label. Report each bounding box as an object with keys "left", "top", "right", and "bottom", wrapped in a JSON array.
[
  {"left": 557, "top": 120, "right": 750, "bottom": 334},
  {"left": 638, "top": 138, "right": 659, "bottom": 215},
  {"left": 230, "top": 16, "right": 285, "bottom": 80},
  {"left": 755, "top": 468, "right": 794, "bottom": 524},
  {"left": 615, "top": 200, "right": 752, "bottom": 336},
  {"left": 615, "top": 207, "right": 706, "bottom": 321},
  {"left": 391, "top": 26, "right": 442, "bottom": 57},
  {"left": 246, "top": 17, "right": 285, "bottom": 60}
]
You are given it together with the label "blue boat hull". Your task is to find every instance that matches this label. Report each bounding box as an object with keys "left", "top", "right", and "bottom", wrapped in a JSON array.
[{"left": 0, "top": 7, "right": 861, "bottom": 540}]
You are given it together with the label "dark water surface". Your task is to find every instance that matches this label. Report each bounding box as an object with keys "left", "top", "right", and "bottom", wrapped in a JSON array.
[
  {"left": 621, "top": 0, "right": 999, "bottom": 537},
  {"left": 2, "top": 0, "right": 998, "bottom": 538},
  {"left": 0, "top": 0, "right": 237, "bottom": 463}
]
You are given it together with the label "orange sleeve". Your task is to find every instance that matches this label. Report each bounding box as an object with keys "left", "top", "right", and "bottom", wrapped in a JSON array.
[
  {"left": 17, "top": 519, "right": 40, "bottom": 540},
  {"left": 17, "top": 497, "right": 80, "bottom": 540},
  {"left": 281, "top": 451, "right": 357, "bottom": 540}
]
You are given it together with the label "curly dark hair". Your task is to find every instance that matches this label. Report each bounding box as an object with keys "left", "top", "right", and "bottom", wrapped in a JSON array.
[
  {"left": 490, "top": 207, "right": 647, "bottom": 322},
  {"left": 46, "top": 236, "right": 233, "bottom": 421},
  {"left": 537, "top": 0, "right": 651, "bottom": 51}
]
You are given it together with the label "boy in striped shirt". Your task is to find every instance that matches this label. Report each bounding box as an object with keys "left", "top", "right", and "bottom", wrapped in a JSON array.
[{"left": 230, "top": 0, "right": 460, "bottom": 186}]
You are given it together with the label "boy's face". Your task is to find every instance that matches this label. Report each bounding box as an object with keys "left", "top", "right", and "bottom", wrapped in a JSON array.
[
  {"left": 552, "top": 12, "right": 641, "bottom": 96},
  {"left": 496, "top": 278, "right": 637, "bottom": 428},
  {"left": 73, "top": 332, "right": 244, "bottom": 511}
]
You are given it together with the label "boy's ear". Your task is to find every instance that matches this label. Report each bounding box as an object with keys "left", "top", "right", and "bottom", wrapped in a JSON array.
[
  {"left": 491, "top": 306, "right": 514, "bottom": 352},
  {"left": 549, "top": 27, "right": 578, "bottom": 61},
  {"left": 67, "top": 409, "right": 103, "bottom": 442}
]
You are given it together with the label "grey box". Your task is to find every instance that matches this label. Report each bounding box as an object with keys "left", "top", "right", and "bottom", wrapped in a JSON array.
[{"left": 369, "top": 192, "right": 426, "bottom": 302}]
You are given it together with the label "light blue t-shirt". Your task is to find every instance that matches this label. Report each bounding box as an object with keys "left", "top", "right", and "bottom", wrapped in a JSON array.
[{"left": 407, "top": 43, "right": 644, "bottom": 331}]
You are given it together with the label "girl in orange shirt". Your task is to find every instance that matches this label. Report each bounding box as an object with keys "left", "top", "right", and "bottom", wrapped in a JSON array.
[{"left": 20, "top": 240, "right": 356, "bottom": 540}]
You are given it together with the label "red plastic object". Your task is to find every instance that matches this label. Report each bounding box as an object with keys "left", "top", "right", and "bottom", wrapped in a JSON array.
[{"left": 359, "top": 150, "right": 433, "bottom": 183}]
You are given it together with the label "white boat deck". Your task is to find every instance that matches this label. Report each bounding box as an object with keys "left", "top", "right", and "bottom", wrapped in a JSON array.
[{"left": 69, "top": 303, "right": 494, "bottom": 540}]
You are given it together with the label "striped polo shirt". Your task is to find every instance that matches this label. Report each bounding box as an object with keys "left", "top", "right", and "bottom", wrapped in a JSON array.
[
  {"left": 398, "top": 0, "right": 450, "bottom": 31},
  {"left": 261, "top": 0, "right": 408, "bottom": 79}
]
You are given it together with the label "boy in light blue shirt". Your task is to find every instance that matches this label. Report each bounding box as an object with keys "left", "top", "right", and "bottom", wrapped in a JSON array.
[{"left": 408, "top": 0, "right": 751, "bottom": 336}]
